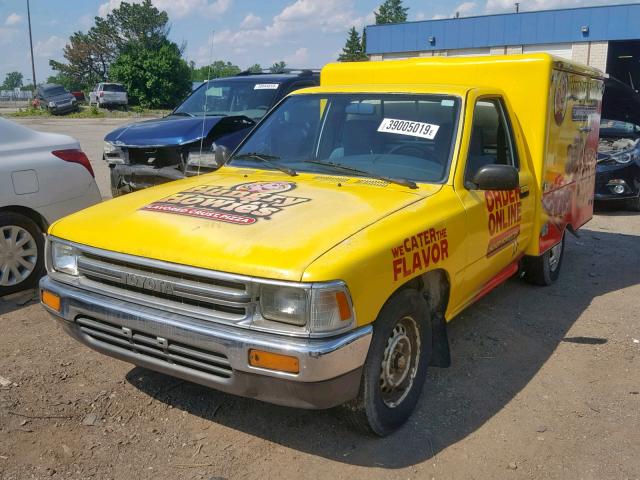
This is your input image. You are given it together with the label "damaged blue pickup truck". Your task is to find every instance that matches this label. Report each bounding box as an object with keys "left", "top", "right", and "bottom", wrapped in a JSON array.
[{"left": 103, "top": 69, "right": 319, "bottom": 196}]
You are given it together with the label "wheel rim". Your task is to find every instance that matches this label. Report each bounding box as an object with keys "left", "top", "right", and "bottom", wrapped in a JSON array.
[
  {"left": 548, "top": 239, "right": 563, "bottom": 272},
  {"left": 379, "top": 316, "right": 421, "bottom": 408},
  {"left": 0, "top": 226, "right": 38, "bottom": 287}
]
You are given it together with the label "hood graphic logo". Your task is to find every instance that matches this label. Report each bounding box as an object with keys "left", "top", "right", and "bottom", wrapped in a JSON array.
[{"left": 140, "top": 181, "right": 310, "bottom": 225}]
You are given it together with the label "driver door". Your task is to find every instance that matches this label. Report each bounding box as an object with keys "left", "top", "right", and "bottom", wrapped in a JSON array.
[{"left": 456, "top": 95, "right": 534, "bottom": 303}]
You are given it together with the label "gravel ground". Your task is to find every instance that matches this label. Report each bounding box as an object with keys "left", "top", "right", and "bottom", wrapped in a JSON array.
[{"left": 0, "top": 118, "right": 639, "bottom": 479}]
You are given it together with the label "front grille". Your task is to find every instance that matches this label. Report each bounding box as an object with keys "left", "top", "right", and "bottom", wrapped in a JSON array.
[
  {"left": 76, "top": 252, "right": 255, "bottom": 323},
  {"left": 127, "top": 147, "right": 183, "bottom": 168},
  {"left": 77, "top": 316, "right": 233, "bottom": 379}
]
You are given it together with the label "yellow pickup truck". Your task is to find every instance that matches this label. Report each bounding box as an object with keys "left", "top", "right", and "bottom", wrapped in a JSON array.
[{"left": 41, "top": 54, "right": 603, "bottom": 436}]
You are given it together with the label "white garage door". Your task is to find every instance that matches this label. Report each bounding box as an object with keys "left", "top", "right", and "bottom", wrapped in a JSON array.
[
  {"left": 447, "top": 47, "right": 491, "bottom": 57},
  {"left": 523, "top": 43, "right": 573, "bottom": 60}
]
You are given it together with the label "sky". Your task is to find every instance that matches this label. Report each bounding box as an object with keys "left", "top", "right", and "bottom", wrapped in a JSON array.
[{"left": 0, "top": 0, "right": 635, "bottom": 84}]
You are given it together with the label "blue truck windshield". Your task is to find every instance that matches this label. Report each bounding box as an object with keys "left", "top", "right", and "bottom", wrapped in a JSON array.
[{"left": 174, "top": 80, "right": 281, "bottom": 120}]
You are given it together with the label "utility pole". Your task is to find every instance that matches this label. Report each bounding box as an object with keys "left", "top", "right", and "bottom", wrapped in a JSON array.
[{"left": 27, "top": 0, "right": 37, "bottom": 89}]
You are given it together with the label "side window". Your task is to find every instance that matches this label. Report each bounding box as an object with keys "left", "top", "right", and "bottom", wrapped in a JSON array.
[{"left": 465, "top": 98, "right": 519, "bottom": 182}]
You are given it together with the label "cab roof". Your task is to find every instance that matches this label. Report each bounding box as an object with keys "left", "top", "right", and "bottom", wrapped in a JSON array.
[{"left": 290, "top": 83, "right": 473, "bottom": 96}]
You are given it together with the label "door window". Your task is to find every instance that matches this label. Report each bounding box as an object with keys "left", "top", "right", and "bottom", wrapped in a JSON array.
[{"left": 465, "top": 98, "right": 519, "bottom": 183}]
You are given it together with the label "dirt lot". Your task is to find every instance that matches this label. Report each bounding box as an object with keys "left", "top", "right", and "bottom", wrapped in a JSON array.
[{"left": 1, "top": 118, "right": 639, "bottom": 479}]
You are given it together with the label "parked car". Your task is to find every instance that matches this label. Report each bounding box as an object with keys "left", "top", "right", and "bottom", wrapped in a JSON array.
[
  {"left": 89, "top": 83, "right": 128, "bottom": 108},
  {"left": 34, "top": 84, "right": 78, "bottom": 115},
  {"left": 71, "top": 91, "right": 85, "bottom": 102},
  {"left": 0, "top": 118, "right": 101, "bottom": 296},
  {"left": 596, "top": 78, "right": 640, "bottom": 210},
  {"left": 104, "top": 69, "right": 320, "bottom": 196},
  {"left": 42, "top": 54, "right": 602, "bottom": 435}
]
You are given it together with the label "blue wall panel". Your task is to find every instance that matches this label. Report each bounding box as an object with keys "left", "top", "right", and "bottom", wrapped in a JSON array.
[{"left": 366, "top": 3, "right": 640, "bottom": 54}]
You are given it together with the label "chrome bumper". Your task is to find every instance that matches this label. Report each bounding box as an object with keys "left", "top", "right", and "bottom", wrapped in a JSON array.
[{"left": 40, "top": 276, "right": 371, "bottom": 409}]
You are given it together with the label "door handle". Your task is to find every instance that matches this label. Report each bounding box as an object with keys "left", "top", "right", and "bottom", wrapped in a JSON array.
[{"left": 519, "top": 185, "right": 529, "bottom": 198}]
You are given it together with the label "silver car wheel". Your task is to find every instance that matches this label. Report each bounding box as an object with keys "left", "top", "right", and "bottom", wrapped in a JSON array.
[{"left": 0, "top": 225, "right": 38, "bottom": 287}]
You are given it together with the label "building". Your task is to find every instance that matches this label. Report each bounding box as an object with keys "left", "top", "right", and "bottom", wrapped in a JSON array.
[{"left": 365, "top": 3, "right": 640, "bottom": 89}]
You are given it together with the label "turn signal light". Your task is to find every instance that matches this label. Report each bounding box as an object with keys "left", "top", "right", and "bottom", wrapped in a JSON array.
[
  {"left": 41, "top": 290, "right": 61, "bottom": 312},
  {"left": 249, "top": 349, "right": 299, "bottom": 374}
]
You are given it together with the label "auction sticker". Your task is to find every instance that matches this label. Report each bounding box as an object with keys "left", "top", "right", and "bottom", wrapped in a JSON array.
[
  {"left": 377, "top": 118, "right": 440, "bottom": 140},
  {"left": 254, "top": 83, "right": 280, "bottom": 90}
]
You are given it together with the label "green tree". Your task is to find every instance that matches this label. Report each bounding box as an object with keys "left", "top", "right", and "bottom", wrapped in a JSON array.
[
  {"left": 2, "top": 71, "right": 23, "bottom": 89},
  {"left": 338, "top": 27, "right": 368, "bottom": 62},
  {"left": 110, "top": 39, "right": 191, "bottom": 108},
  {"left": 50, "top": 0, "right": 169, "bottom": 89},
  {"left": 374, "top": 0, "right": 409, "bottom": 24},
  {"left": 269, "top": 61, "right": 287, "bottom": 73},
  {"left": 191, "top": 61, "right": 241, "bottom": 81},
  {"left": 46, "top": 73, "right": 83, "bottom": 91},
  {"left": 247, "top": 63, "right": 263, "bottom": 73}
]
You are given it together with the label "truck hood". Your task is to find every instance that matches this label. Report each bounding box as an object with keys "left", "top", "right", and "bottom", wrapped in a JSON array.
[
  {"left": 49, "top": 167, "right": 439, "bottom": 281},
  {"left": 105, "top": 115, "right": 227, "bottom": 147}
]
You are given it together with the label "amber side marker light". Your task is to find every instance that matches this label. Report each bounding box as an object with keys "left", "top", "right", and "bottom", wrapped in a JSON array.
[
  {"left": 335, "top": 291, "right": 352, "bottom": 321},
  {"left": 41, "top": 290, "right": 61, "bottom": 312},
  {"left": 249, "top": 349, "right": 299, "bottom": 374}
]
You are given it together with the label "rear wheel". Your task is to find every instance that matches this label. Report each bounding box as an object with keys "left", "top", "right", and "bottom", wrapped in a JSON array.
[
  {"left": 523, "top": 233, "right": 565, "bottom": 286},
  {"left": 343, "top": 289, "right": 432, "bottom": 436},
  {"left": 0, "top": 212, "right": 45, "bottom": 297}
]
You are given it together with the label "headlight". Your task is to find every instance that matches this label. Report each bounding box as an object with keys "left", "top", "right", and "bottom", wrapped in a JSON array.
[
  {"left": 259, "top": 282, "right": 355, "bottom": 335},
  {"left": 48, "top": 101, "right": 56, "bottom": 107},
  {"left": 51, "top": 242, "right": 79, "bottom": 276},
  {"left": 103, "top": 142, "right": 125, "bottom": 164},
  {"left": 260, "top": 284, "right": 308, "bottom": 326},
  {"left": 185, "top": 150, "right": 219, "bottom": 173}
]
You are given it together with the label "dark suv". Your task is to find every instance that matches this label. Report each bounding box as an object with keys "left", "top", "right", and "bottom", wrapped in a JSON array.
[
  {"left": 34, "top": 84, "right": 78, "bottom": 115},
  {"left": 104, "top": 69, "right": 320, "bottom": 196}
]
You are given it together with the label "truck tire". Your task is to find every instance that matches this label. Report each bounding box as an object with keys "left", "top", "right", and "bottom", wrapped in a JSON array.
[
  {"left": 0, "top": 212, "right": 45, "bottom": 297},
  {"left": 343, "top": 289, "right": 432, "bottom": 436},
  {"left": 523, "top": 233, "right": 565, "bottom": 286}
]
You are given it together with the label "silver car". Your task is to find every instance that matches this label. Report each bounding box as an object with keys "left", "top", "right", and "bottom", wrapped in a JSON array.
[{"left": 0, "top": 118, "right": 102, "bottom": 296}]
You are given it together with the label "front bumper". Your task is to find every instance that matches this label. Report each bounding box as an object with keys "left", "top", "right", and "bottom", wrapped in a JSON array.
[
  {"left": 109, "top": 164, "right": 186, "bottom": 196},
  {"left": 595, "top": 163, "right": 640, "bottom": 201},
  {"left": 40, "top": 276, "right": 371, "bottom": 409},
  {"left": 51, "top": 103, "right": 78, "bottom": 114}
]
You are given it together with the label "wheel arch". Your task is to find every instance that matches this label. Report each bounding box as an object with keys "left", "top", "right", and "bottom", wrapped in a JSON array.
[
  {"left": 385, "top": 268, "right": 452, "bottom": 368},
  {"left": 0, "top": 205, "right": 49, "bottom": 233}
]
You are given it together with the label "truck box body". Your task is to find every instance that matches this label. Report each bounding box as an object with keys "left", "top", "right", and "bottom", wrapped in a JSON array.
[{"left": 321, "top": 54, "right": 604, "bottom": 255}]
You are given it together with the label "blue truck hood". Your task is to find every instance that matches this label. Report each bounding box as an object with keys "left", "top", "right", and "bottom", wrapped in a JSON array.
[{"left": 105, "top": 115, "right": 226, "bottom": 147}]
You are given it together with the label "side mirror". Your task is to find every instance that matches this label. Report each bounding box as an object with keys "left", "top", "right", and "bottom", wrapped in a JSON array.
[{"left": 468, "top": 164, "right": 519, "bottom": 191}]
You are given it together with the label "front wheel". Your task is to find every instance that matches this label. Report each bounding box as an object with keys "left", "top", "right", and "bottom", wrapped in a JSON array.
[
  {"left": 523, "top": 233, "right": 565, "bottom": 286},
  {"left": 0, "top": 212, "right": 45, "bottom": 297},
  {"left": 343, "top": 289, "right": 432, "bottom": 436}
]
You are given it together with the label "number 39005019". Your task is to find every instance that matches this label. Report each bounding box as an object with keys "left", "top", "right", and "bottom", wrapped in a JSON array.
[{"left": 377, "top": 118, "right": 440, "bottom": 140}]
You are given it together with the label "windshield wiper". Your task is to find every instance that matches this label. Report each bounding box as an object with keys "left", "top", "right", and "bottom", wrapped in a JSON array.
[
  {"left": 234, "top": 153, "right": 297, "bottom": 177},
  {"left": 171, "top": 111, "right": 194, "bottom": 117},
  {"left": 303, "top": 159, "right": 418, "bottom": 189}
]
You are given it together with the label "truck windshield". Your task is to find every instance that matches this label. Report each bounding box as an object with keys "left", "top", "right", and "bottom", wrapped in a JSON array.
[
  {"left": 174, "top": 80, "right": 280, "bottom": 120},
  {"left": 229, "top": 94, "right": 459, "bottom": 184},
  {"left": 43, "top": 86, "right": 67, "bottom": 97}
]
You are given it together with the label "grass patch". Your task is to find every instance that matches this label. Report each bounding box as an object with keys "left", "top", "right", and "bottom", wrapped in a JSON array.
[
  {"left": 7, "top": 104, "right": 170, "bottom": 119},
  {"left": 9, "top": 106, "right": 50, "bottom": 117}
]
